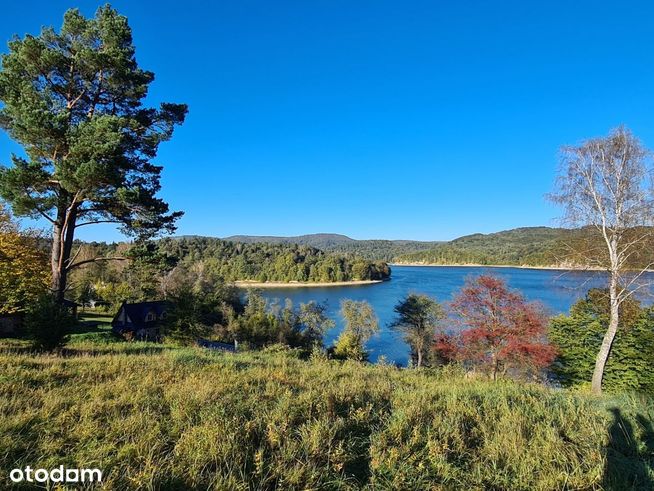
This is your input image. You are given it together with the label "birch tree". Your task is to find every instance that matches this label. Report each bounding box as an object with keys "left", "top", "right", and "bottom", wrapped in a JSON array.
[{"left": 549, "top": 126, "right": 654, "bottom": 394}]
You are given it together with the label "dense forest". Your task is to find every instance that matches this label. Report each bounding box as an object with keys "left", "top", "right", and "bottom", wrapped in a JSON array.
[
  {"left": 395, "top": 226, "right": 654, "bottom": 268},
  {"left": 222, "top": 233, "right": 441, "bottom": 262},
  {"left": 222, "top": 228, "right": 581, "bottom": 265},
  {"left": 221, "top": 228, "right": 581, "bottom": 265},
  {"left": 65, "top": 238, "right": 391, "bottom": 307},
  {"left": 56, "top": 237, "right": 391, "bottom": 313},
  {"left": 395, "top": 227, "right": 573, "bottom": 266},
  {"left": 158, "top": 237, "right": 391, "bottom": 282},
  {"left": 62, "top": 227, "right": 654, "bottom": 307},
  {"left": 223, "top": 227, "right": 654, "bottom": 268}
]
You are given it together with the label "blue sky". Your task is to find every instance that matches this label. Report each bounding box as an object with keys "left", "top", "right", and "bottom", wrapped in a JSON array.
[{"left": 2, "top": 1, "right": 654, "bottom": 242}]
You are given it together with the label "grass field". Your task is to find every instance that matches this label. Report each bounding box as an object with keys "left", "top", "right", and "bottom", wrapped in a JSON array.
[{"left": 0, "top": 337, "right": 652, "bottom": 490}]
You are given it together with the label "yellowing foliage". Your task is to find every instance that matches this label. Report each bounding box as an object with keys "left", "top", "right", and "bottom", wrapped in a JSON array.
[{"left": 0, "top": 208, "right": 50, "bottom": 313}]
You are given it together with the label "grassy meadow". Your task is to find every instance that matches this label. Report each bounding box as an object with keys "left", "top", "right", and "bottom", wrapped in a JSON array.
[{"left": 0, "top": 331, "right": 652, "bottom": 490}]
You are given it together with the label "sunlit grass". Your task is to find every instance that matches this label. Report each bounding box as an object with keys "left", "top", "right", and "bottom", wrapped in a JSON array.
[{"left": 0, "top": 341, "right": 651, "bottom": 489}]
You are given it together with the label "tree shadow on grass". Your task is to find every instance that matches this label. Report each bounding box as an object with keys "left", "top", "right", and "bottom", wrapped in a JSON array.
[{"left": 603, "top": 407, "right": 654, "bottom": 490}]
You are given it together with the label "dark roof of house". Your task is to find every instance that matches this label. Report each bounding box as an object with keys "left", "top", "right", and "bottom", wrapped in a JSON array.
[
  {"left": 112, "top": 301, "right": 171, "bottom": 331},
  {"left": 62, "top": 299, "right": 80, "bottom": 308}
]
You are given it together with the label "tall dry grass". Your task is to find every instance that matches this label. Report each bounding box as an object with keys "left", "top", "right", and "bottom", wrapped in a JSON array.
[{"left": 0, "top": 342, "right": 652, "bottom": 489}]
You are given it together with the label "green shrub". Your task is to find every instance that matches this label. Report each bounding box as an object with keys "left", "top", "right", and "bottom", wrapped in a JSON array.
[
  {"left": 332, "top": 331, "right": 368, "bottom": 361},
  {"left": 332, "top": 300, "right": 379, "bottom": 361},
  {"left": 24, "top": 295, "right": 76, "bottom": 350},
  {"left": 550, "top": 289, "right": 654, "bottom": 394}
]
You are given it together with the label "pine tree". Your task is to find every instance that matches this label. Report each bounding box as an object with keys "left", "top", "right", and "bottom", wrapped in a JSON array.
[{"left": 0, "top": 6, "right": 187, "bottom": 301}]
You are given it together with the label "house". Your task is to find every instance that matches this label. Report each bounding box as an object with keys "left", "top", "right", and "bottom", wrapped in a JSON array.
[{"left": 111, "top": 301, "right": 170, "bottom": 341}]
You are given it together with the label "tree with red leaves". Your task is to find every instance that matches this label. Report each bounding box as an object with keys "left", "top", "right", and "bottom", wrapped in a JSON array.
[
  {"left": 432, "top": 332, "right": 459, "bottom": 365},
  {"left": 451, "top": 275, "right": 556, "bottom": 380}
]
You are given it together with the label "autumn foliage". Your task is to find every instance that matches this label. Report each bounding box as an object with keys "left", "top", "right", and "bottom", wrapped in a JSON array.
[
  {"left": 0, "top": 208, "right": 50, "bottom": 314},
  {"left": 448, "top": 275, "right": 556, "bottom": 380}
]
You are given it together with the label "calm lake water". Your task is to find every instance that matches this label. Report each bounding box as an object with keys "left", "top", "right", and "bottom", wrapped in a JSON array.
[{"left": 261, "top": 265, "right": 639, "bottom": 364}]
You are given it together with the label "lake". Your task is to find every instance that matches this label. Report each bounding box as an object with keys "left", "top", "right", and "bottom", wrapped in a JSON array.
[{"left": 260, "top": 265, "right": 631, "bottom": 364}]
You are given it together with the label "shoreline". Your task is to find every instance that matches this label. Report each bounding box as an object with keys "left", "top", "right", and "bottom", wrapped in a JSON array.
[
  {"left": 233, "top": 279, "right": 384, "bottom": 289},
  {"left": 389, "top": 262, "right": 606, "bottom": 272}
]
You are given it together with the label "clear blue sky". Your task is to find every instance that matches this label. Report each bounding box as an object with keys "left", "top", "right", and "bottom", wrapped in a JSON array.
[{"left": 2, "top": 1, "right": 654, "bottom": 242}]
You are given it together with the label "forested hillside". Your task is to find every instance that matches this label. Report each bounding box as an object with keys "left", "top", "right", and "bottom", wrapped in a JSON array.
[
  {"left": 221, "top": 228, "right": 577, "bottom": 266},
  {"left": 395, "top": 226, "right": 654, "bottom": 268},
  {"left": 159, "top": 237, "right": 391, "bottom": 282},
  {"left": 395, "top": 227, "right": 573, "bottom": 266},
  {"left": 77, "top": 227, "right": 654, "bottom": 280},
  {"left": 222, "top": 233, "right": 440, "bottom": 261}
]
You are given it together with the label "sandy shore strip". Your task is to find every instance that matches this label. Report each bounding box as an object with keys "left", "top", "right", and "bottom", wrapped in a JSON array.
[
  {"left": 389, "top": 262, "right": 605, "bottom": 272},
  {"left": 234, "top": 279, "right": 384, "bottom": 288}
]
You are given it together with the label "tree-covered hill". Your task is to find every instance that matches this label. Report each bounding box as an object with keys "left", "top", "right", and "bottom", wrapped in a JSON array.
[
  {"left": 159, "top": 237, "right": 391, "bottom": 283},
  {"left": 74, "top": 226, "right": 654, "bottom": 284},
  {"left": 221, "top": 233, "right": 441, "bottom": 261},
  {"left": 394, "top": 226, "right": 654, "bottom": 268},
  {"left": 395, "top": 227, "right": 575, "bottom": 266},
  {"left": 223, "top": 233, "right": 355, "bottom": 248},
  {"left": 219, "top": 228, "right": 575, "bottom": 266}
]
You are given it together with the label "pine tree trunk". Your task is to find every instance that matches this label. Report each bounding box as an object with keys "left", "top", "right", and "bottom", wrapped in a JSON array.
[
  {"left": 591, "top": 274, "right": 620, "bottom": 394},
  {"left": 416, "top": 348, "right": 423, "bottom": 368},
  {"left": 51, "top": 224, "right": 62, "bottom": 298},
  {"left": 50, "top": 206, "right": 77, "bottom": 303}
]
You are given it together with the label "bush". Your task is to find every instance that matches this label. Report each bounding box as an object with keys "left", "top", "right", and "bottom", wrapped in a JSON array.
[
  {"left": 332, "top": 331, "right": 368, "bottom": 361},
  {"left": 25, "top": 295, "right": 77, "bottom": 350},
  {"left": 331, "top": 300, "right": 379, "bottom": 361},
  {"left": 162, "top": 266, "right": 243, "bottom": 345}
]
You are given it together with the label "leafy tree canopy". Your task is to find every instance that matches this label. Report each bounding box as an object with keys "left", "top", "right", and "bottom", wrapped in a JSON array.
[
  {"left": 333, "top": 300, "right": 379, "bottom": 361},
  {"left": 0, "top": 206, "right": 49, "bottom": 313},
  {"left": 390, "top": 293, "right": 444, "bottom": 367},
  {"left": 451, "top": 275, "right": 556, "bottom": 380}
]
